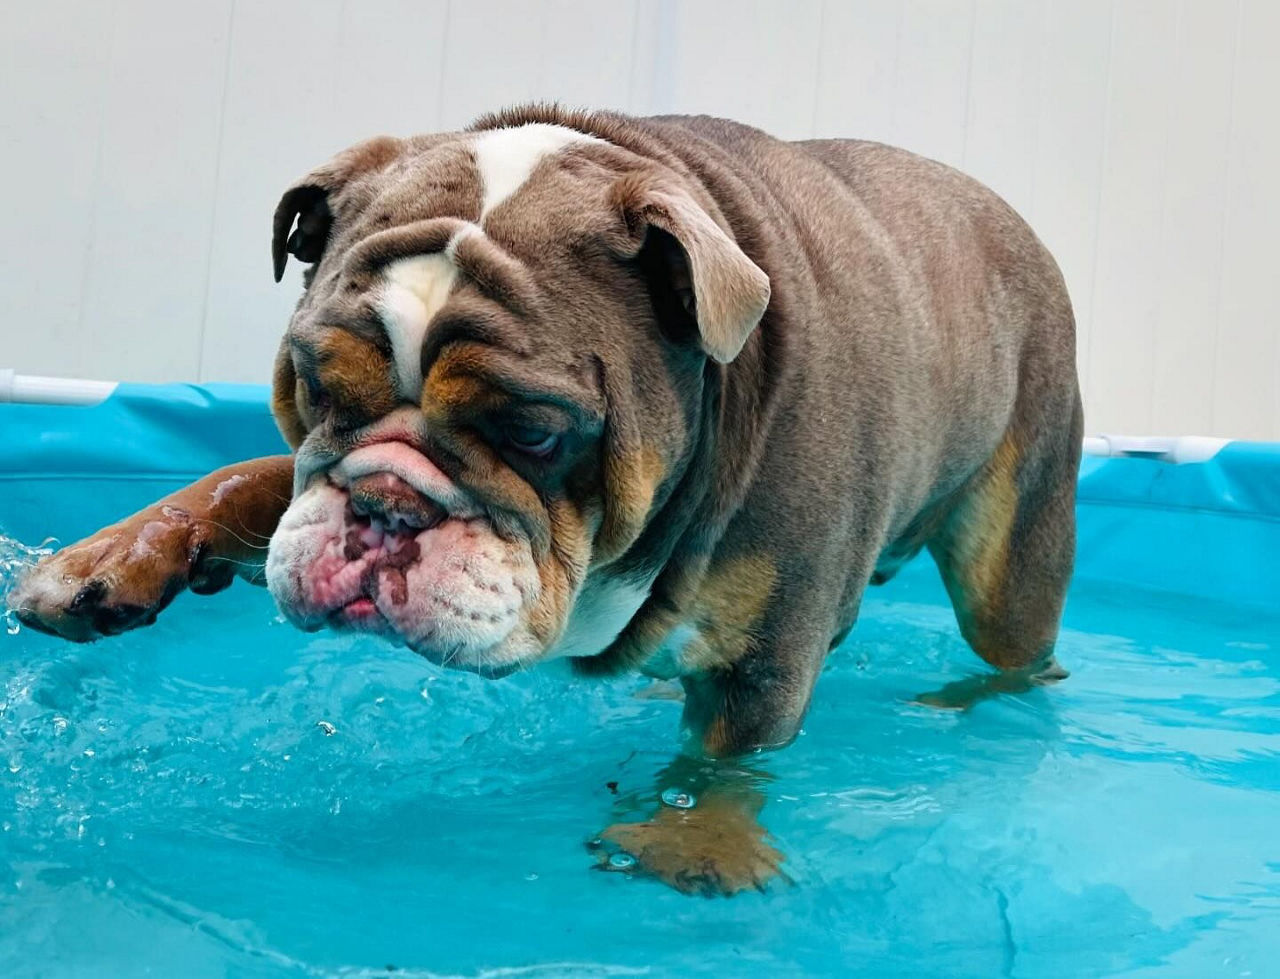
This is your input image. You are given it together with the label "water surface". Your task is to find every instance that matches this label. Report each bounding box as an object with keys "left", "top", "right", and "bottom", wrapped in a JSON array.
[{"left": 2, "top": 549, "right": 1278, "bottom": 977}]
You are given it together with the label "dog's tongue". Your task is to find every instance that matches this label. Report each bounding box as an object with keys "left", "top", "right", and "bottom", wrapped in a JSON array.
[{"left": 347, "top": 472, "right": 445, "bottom": 533}]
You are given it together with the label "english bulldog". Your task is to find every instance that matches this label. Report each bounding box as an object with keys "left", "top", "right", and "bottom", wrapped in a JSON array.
[{"left": 12, "top": 105, "right": 1082, "bottom": 895}]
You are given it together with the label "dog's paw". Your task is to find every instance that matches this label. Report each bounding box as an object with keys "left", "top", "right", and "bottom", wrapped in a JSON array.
[
  {"left": 591, "top": 798, "right": 789, "bottom": 897},
  {"left": 8, "top": 508, "right": 230, "bottom": 642},
  {"left": 912, "top": 657, "right": 1070, "bottom": 711}
]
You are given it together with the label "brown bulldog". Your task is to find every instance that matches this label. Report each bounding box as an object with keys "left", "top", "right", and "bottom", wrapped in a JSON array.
[{"left": 12, "top": 105, "right": 1082, "bottom": 895}]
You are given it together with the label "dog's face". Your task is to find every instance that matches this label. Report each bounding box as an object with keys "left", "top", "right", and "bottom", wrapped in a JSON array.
[{"left": 264, "top": 123, "right": 769, "bottom": 676}]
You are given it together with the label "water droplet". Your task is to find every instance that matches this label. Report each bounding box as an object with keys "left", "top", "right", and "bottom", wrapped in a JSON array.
[
  {"left": 661, "top": 787, "right": 697, "bottom": 809},
  {"left": 52, "top": 717, "right": 68, "bottom": 735},
  {"left": 82, "top": 749, "right": 95, "bottom": 758},
  {"left": 8, "top": 757, "right": 21, "bottom": 774},
  {"left": 607, "top": 852, "right": 637, "bottom": 870},
  {"left": 316, "top": 720, "right": 337, "bottom": 736},
  {"left": 524, "top": 873, "right": 538, "bottom": 881},
  {"left": 4, "top": 612, "right": 19, "bottom": 636}
]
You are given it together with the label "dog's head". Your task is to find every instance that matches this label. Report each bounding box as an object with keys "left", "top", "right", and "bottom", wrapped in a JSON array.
[{"left": 264, "top": 119, "right": 769, "bottom": 676}]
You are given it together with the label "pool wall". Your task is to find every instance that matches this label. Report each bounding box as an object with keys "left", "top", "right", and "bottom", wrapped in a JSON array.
[{"left": 2, "top": 383, "right": 1277, "bottom": 611}]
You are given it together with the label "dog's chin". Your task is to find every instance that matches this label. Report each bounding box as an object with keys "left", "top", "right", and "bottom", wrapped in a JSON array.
[
  {"left": 325, "top": 599, "right": 538, "bottom": 678},
  {"left": 265, "top": 482, "right": 543, "bottom": 676}
]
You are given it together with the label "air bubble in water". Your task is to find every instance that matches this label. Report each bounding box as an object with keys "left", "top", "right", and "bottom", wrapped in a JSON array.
[
  {"left": 607, "top": 852, "right": 637, "bottom": 870},
  {"left": 661, "top": 787, "right": 697, "bottom": 809}
]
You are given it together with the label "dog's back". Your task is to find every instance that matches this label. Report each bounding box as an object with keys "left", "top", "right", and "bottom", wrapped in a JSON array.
[{"left": 619, "top": 111, "right": 1082, "bottom": 717}]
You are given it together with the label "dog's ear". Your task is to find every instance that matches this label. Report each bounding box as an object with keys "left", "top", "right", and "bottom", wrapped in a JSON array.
[
  {"left": 272, "top": 136, "right": 403, "bottom": 283},
  {"left": 612, "top": 175, "right": 770, "bottom": 363},
  {"left": 272, "top": 185, "right": 331, "bottom": 282}
]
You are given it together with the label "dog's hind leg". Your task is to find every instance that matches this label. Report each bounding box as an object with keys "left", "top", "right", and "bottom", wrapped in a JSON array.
[{"left": 917, "top": 387, "right": 1083, "bottom": 710}]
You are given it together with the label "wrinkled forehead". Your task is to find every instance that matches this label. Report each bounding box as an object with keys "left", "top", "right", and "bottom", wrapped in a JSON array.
[{"left": 292, "top": 123, "right": 614, "bottom": 400}]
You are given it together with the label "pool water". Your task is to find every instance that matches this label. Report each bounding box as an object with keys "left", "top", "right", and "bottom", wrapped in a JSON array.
[{"left": 2, "top": 545, "right": 1278, "bottom": 978}]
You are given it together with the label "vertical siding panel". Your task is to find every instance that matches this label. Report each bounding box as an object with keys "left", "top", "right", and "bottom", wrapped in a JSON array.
[
  {"left": 199, "top": 0, "right": 345, "bottom": 384},
  {"left": 0, "top": 2, "right": 114, "bottom": 379},
  {"left": 330, "top": 1, "right": 450, "bottom": 143},
  {"left": 1029, "top": 0, "right": 1112, "bottom": 419},
  {"left": 812, "top": 0, "right": 903, "bottom": 142},
  {"left": 436, "top": 0, "right": 553, "bottom": 128},
  {"left": 0, "top": 0, "right": 1273, "bottom": 438},
  {"left": 78, "top": 1, "right": 233, "bottom": 384},
  {"left": 1084, "top": 0, "right": 1180, "bottom": 434},
  {"left": 890, "top": 0, "right": 975, "bottom": 167},
  {"left": 1213, "top": 0, "right": 1280, "bottom": 439},
  {"left": 626, "top": 0, "right": 668, "bottom": 116},
  {"left": 534, "top": 0, "right": 639, "bottom": 111},
  {"left": 649, "top": 0, "right": 825, "bottom": 139},
  {"left": 1149, "top": 0, "right": 1237, "bottom": 435},
  {"left": 963, "top": 0, "right": 1043, "bottom": 218}
]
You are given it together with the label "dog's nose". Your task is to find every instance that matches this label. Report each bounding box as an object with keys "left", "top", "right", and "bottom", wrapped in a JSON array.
[{"left": 347, "top": 472, "right": 446, "bottom": 532}]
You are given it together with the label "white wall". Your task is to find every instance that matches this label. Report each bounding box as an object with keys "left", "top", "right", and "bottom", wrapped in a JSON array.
[{"left": 3, "top": 0, "right": 1277, "bottom": 439}]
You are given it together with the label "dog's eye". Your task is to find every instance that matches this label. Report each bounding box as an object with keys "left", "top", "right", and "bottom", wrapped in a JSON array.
[
  {"left": 305, "top": 378, "right": 332, "bottom": 415},
  {"left": 504, "top": 423, "right": 559, "bottom": 458}
]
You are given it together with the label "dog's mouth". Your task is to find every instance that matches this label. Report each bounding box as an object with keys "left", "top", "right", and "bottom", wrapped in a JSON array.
[{"left": 265, "top": 441, "right": 542, "bottom": 675}]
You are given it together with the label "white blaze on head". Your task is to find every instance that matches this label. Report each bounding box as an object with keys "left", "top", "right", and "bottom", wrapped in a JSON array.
[
  {"left": 376, "top": 124, "right": 605, "bottom": 401},
  {"left": 378, "top": 253, "right": 459, "bottom": 399},
  {"left": 472, "top": 123, "right": 605, "bottom": 223}
]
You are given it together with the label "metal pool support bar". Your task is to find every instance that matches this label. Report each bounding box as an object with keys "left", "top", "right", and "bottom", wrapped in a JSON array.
[{"left": 0, "top": 370, "right": 1230, "bottom": 462}]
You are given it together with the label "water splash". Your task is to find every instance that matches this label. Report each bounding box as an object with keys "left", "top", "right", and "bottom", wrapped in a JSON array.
[{"left": 1, "top": 531, "right": 55, "bottom": 635}]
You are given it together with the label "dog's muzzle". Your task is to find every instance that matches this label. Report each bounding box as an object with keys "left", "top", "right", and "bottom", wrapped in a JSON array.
[{"left": 265, "top": 441, "right": 541, "bottom": 674}]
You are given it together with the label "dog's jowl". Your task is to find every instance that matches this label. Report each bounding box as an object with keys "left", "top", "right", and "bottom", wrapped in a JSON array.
[{"left": 14, "top": 106, "right": 1082, "bottom": 896}]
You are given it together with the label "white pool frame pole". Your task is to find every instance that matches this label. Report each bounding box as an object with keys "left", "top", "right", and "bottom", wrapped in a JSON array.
[
  {"left": 0, "top": 369, "right": 119, "bottom": 406},
  {"left": 1082, "top": 435, "right": 1229, "bottom": 463}
]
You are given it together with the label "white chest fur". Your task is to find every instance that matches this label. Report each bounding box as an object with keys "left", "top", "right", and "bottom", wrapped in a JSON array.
[{"left": 548, "top": 574, "right": 651, "bottom": 661}]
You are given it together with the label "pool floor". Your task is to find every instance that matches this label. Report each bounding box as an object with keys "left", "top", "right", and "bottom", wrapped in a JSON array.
[{"left": 2, "top": 557, "right": 1278, "bottom": 977}]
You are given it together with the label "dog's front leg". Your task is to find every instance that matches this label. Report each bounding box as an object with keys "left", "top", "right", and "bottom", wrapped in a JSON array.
[
  {"left": 589, "top": 647, "right": 826, "bottom": 896},
  {"left": 10, "top": 455, "right": 294, "bottom": 641},
  {"left": 590, "top": 753, "right": 789, "bottom": 897}
]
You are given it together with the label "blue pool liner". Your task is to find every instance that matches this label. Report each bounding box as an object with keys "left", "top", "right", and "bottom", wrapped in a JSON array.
[{"left": 2, "top": 382, "right": 1277, "bottom": 611}]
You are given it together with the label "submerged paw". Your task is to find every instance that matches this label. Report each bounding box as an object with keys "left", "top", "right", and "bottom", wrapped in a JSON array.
[{"left": 591, "top": 803, "right": 788, "bottom": 897}]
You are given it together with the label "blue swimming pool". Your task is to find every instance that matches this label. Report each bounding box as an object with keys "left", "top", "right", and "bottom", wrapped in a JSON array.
[{"left": 2, "top": 386, "right": 1279, "bottom": 977}]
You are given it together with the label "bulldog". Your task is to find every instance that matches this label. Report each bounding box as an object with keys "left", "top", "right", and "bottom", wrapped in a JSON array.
[{"left": 12, "top": 105, "right": 1082, "bottom": 894}]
